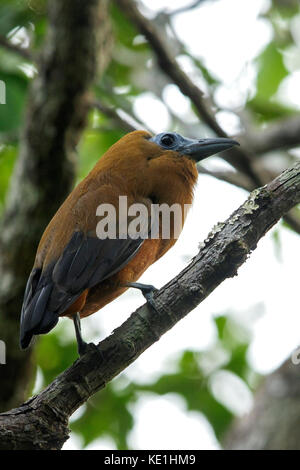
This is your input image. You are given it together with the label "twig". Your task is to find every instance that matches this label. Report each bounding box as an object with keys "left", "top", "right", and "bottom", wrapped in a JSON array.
[
  {"left": 92, "top": 100, "right": 152, "bottom": 133},
  {"left": 197, "top": 165, "right": 300, "bottom": 233},
  {"left": 92, "top": 100, "right": 136, "bottom": 132},
  {"left": 116, "top": 1, "right": 220, "bottom": 131},
  {"left": 115, "top": 0, "right": 300, "bottom": 233},
  {"left": 197, "top": 166, "right": 253, "bottom": 191},
  {"left": 1, "top": 160, "right": 300, "bottom": 449},
  {"left": 244, "top": 115, "right": 300, "bottom": 156},
  {"left": 169, "top": 0, "right": 214, "bottom": 16},
  {"left": 115, "top": 0, "right": 263, "bottom": 187}
]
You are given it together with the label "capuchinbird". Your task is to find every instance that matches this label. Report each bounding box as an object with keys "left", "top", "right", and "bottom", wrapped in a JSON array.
[{"left": 20, "top": 130, "right": 238, "bottom": 354}]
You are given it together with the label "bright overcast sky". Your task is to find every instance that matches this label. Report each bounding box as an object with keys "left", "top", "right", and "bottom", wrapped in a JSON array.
[{"left": 63, "top": 0, "right": 300, "bottom": 450}]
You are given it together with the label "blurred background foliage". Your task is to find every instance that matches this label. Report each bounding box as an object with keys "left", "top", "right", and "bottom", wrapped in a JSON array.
[{"left": 0, "top": 0, "right": 300, "bottom": 449}]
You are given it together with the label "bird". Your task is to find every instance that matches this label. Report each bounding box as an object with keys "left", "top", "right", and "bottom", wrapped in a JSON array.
[{"left": 20, "top": 130, "right": 239, "bottom": 354}]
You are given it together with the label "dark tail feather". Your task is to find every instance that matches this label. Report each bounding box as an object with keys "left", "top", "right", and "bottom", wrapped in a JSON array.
[{"left": 20, "top": 279, "right": 58, "bottom": 349}]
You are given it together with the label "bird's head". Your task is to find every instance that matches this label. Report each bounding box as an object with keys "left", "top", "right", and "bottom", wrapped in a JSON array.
[
  {"left": 101, "top": 130, "right": 239, "bottom": 168},
  {"left": 98, "top": 130, "right": 239, "bottom": 195},
  {"left": 148, "top": 131, "right": 239, "bottom": 162}
]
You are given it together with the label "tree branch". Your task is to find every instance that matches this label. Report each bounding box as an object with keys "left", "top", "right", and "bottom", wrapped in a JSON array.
[
  {"left": 243, "top": 115, "right": 300, "bottom": 156},
  {"left": 92, "top": 98, "right": 300, "bottom": 236},
  {"left": 115, "top": 0, "right": 300, "bottom": 235},
  {"left": 168, "top": 0, "right": 213, "bottom": 17},
  {"left": 0, "top": 0, "right": 111, "bottom": 412},
  {"left": 197, "top": 165, "right": 300, "bottom": 235},
  {"left": 115, "top": 0, "right": 261, "bottom": 186},
  {"left": 116, "top": 0, "right": 221, "bottom": 135},
  {"left": 92, "top": 100, "right": 151, "bottom": 134},
  {"left": 1, "top": 160, "right": 300, "bottom": 449},
  {"left": 197, "top": 166, "right": 254, "bottom": 192}
]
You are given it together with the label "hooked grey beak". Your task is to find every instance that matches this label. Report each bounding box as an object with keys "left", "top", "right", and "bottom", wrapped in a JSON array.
[{"left": 179, "top": 137, "right": 239, "bottom": 162}]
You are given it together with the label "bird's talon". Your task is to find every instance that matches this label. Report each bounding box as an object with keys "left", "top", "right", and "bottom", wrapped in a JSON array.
[
  {"left": 125, "top": 282, "right": 159, "bottom": 313},
  {"left": 79, "top": 341, "right": 100, "bottom": 356},
  {"left": 78, "top": 341, "right": 88, "bottom": 356}
]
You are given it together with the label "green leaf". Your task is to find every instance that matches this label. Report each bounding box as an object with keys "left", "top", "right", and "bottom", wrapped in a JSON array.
[
  {"left": 270, "top": 0, "right": 300, "bottom": 18},
  {"left": 215, "top": 316, "right": 227, "bottom": 340},
  {"left": 225, "top": 344, "right": 250, "bottom": 381},
  {"left": 110, "top": 3, "right": 139, "bottom": 49},
  {"left": 0, "top": 0, "right": 46, "bottom": 35},
  {"left": 71, "top": 383, "right": 135, "bottom": 449},
  {"left": 36, "top": 325, "right": 78, "bottom": 385},
  {"left": 78, "top": 123, "right": 124, "bottom": 182},
  {"left": 256, "top": 42, "right": 288, "bottom": 100},
  {"left": 246, "top": 96, "right": 296, "bottom": 122},
  {"left": 0, "top": 143, "right": 17, "bottom": 210},
  {"left": 191, "top": 56, "right": 220, "bottom": 86},
  {"left": 0, "top": 71, "right": 28, "bottom": 132},
  {"left": 137, "top": 351, "right": 234, "bottom": 439}
]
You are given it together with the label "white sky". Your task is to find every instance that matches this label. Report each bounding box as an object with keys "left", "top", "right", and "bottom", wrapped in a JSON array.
[{"left": 64, "top": 0, "right": 300, "bottom": 450}]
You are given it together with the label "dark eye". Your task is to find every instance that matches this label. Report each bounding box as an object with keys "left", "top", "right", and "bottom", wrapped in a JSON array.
[{"left": 160, "top": 134, "right": 176, "bottom": 147}]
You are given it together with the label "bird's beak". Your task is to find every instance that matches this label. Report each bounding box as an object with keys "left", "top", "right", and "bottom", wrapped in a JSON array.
[{"left": 179, "top": 137, "right": 239, "bottom": 162}]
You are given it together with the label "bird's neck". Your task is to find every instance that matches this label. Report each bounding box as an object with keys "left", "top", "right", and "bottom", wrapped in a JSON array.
[{"left": 146, "top": 156, "right": 198, "bottom": 208}]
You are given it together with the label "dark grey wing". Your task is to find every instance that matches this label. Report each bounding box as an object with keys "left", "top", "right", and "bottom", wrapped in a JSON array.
[{"left": 20, "top": 232, "right": 144, "bottom": 349}]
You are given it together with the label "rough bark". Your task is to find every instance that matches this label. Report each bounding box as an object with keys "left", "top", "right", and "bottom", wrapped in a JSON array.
[
  {"left": 0, "top": 161, "right": 300, "bottom": 449},
  {"left": 0, "top": 0, "right": 112, "bottom": 412},
  {"left": 224, "top": 356, "right": 300, "bottom": 450}
]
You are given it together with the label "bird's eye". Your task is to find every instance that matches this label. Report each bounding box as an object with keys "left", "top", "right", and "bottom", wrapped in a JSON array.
[{"left": 160, "top": 134, "right": 176, "bottom": 147}]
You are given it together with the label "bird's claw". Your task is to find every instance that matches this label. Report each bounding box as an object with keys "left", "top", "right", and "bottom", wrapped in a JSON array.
[
  {"left": 78, "top": 340, "right": 88, "bottom": 356},
  {"left": 125, "top": 282, "right": 159, "bottom": 313}
]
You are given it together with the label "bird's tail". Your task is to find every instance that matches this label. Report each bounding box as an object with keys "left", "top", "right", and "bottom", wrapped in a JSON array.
[{"left": 20, "top": 268, "right": 59, "bottom": 349}]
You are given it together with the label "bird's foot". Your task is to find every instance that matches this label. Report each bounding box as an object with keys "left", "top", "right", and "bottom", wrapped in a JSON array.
[
  {"left": 73, "top": 312, "right": 89, "bottom": 356},
  {"left": 80, "top": 341, "right": 102, "bottom": 357},
  {"left": 125, "top": 282, "right": 159, "bottom": 312},
  {"left": 77, "top": 339, "right": 89, "bottom": 356}
]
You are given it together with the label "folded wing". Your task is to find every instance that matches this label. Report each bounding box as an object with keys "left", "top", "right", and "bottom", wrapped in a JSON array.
[{"left": 20, "top": 230, "right": 144, "bottom": 348}]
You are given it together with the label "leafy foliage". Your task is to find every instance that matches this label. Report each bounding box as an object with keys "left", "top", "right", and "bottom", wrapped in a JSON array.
[
  {"left": 247, "top": 41, "right": 294, "bottom": 121},
  {"left": 0, "top": 143, "right": 17, "bottom": 210}
]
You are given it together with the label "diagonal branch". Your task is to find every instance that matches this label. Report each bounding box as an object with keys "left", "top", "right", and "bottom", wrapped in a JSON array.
[
  {"left": 242, "top": 114, "right": 300, "bottom": 156},
  {"left": 197, "top": 165, "right": 254, "bottom": 192},
  {"left": 92, "top": 99, "right": 151, "bottom": 133},
  {"left": 1, "top": 160, "right": 300, "bottom": 450},
  {"left": 90, "top": 96, "right": 300, "bottom": 234},
  {"left": 116, "top": 0, "right": 222, "bottom": 135},
  {"left": 115, "top": 0, "right": 261, "bottom": 186},
  {"left": 115, "top": 0, "right": 300, "bottom": 235},
  {"left": 169, "top": 0, "right": 213, "bottom": 17}
]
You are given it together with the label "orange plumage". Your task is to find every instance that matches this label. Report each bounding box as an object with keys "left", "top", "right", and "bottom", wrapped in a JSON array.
[{"left": 20, "top": 130, "right": 238, "bottom": 352}]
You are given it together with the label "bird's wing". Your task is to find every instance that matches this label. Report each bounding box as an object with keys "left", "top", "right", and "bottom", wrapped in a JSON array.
[{"left": 20, "top": 185, "right": 151, "bottom": 348}]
